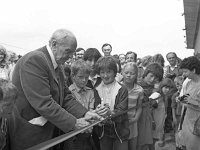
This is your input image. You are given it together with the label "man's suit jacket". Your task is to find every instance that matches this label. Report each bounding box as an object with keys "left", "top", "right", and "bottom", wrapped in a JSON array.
[{"left": 8, "top": 46, "right": 88, "bottom": 150}]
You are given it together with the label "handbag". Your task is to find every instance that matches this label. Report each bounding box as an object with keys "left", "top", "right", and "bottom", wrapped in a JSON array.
[{"left": 193, "top": 116, "right": 200, "bottom": 136}]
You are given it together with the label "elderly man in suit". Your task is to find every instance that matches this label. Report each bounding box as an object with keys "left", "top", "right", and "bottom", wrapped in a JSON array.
[{"left": 8, "top": 29, "right": 101, "bottom": 150}]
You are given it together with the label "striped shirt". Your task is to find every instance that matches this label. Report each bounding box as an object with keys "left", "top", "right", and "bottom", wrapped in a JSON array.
[{"left": 127, "top": 84, "right": 144, "bottom": 138}]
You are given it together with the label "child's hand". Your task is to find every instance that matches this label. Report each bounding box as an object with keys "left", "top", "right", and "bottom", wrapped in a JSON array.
[
  {"left": 176, "top": 96, "right": 180, "bottom": 103},
  {"left": 84, "top": 127, "right": 93, "bottom": 133},
  {"left": 95, "top": 104, "right": 111, "bottom": 117}
]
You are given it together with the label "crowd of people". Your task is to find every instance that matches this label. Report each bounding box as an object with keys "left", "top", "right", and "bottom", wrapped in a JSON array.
[{"left": 0, "top": 28, "right": 200, "bottom": 150}]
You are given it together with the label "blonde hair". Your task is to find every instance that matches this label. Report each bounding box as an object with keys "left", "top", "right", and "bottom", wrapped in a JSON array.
[{"left": 123, "top": 62, "right": 138, "bottom": 83}]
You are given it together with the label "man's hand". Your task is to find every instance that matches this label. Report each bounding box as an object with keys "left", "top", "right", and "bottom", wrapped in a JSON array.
[
  {"left": 84, "top": 111, "right": 104, "bottom": 123},
  {"left": 75, "top": 118, "right": 90, "bottom": 129}
]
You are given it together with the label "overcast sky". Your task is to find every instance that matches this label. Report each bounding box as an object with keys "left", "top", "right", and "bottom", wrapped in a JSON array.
[{"left": 0, "top": 0, "right": 194, "bottom": 62}]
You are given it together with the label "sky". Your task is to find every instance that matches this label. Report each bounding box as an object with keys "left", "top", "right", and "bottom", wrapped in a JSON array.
[{"left": 0, "top": 0, "right": 194, "bottom": 63}]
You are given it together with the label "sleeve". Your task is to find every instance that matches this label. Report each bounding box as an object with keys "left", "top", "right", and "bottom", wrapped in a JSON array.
[
  {"left": 137, "top": 88, "right": 144, "bottom": 107},
  {"left": 112, "top": 87, "right": 128, "bottom": 123},
  {"left": 20, "top": 54, "right": 78, "bottom": 133}
]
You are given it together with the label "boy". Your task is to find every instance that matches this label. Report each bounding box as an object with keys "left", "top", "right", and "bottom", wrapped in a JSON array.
[
  {"left": 64, "top": 60, "right": 98, "bottom": 150},
  {"left": 137, "top": 63, "right": 164, "bottom": 150}
]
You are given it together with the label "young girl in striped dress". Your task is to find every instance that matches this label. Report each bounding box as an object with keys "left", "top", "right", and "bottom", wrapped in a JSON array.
[{"left": 121, "top": 62, "right": 144, "bottom": 150}]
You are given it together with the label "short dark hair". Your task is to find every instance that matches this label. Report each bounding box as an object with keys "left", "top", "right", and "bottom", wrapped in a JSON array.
[
  {"left": 166, "top": 52, "right": 177, "bottom": 59},
  {"left": 180, "top": 56, "right": 200, "bottom": 75},
  {"left": 83, "top": 48, "right": 102, "bottom": 62},
  {"left": 143, "top": 63, "right": 164, "bottom": 82},
  {"left": 102, "top": 43, "right": 112, "bottom": 50},
  {"left": 113, "top": 54, "right": 119, "bottom": 60},
  {"left": 96, "top": 56, "right": 117, "bottom": 76},
  {"left": 76, "top": 47, "right": 85, "bottom": 53},
  {"left": 125, "top": 51, "right": 137, "bottom": 61}
]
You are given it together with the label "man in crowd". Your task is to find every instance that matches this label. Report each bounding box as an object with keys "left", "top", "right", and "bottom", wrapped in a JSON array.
[
  {"left": 8, "top": 29, "right": 101, "bottom": 150},
  {"left": 102, "top": 43, "right": 112, "bottom": 56},
  {"left": 75, "top": 47, "right": 85, "bottom": 60},
  {"left": 125, "top": 51, "right": 137, "bottom": 63},
  {"left": 163, "top": 52, "right": 182, "bottom": 78}
]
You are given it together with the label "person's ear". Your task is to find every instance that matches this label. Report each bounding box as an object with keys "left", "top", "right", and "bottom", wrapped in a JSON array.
[{"left": 52, "top": 40, "right": 56, "bottom": 47}]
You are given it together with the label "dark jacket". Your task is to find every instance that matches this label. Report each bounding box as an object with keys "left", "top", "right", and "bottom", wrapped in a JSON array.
[
  {"left": 8, "top": 46, "right": 88, "bottom": 150},
  {"left": 96, "top": 84, "right": 129, "bottom": 142}
]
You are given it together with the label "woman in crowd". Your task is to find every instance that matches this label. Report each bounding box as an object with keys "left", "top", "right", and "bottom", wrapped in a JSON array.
[
  {"left": 0, "top": 46, "right": 10, "bottom": 80},
  {"left": 0, "top": 78, "right": 18, "bottom": 150},
  {"left": 179, "top": 56, "right": 200, "bottom": 150}
]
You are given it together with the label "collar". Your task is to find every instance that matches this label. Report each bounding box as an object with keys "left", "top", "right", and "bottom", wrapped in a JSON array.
[
  {"left": 89, "top": 74, "right": 100, "bottom": 80},
  {"left": 70, "top": 83, "right": 91, "bottom": 93},
  {"left": 46, "top": 45, "right": 58, "bottom": 69},
  {"left": 169, "top": 64, "right": 178, "bottom": 68},
  {"left": 100, "top": 79, "right": 117, "bottom": 88}
]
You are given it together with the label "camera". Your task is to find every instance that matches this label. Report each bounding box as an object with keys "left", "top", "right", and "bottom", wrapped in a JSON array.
[{"left": 178, "top": 94, "right": 190, "bottom": 101}]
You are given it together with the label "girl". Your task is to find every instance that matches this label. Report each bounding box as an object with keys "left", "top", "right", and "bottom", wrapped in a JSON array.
[
  {"left": 122, "top": 62, "right": 144, "bottom": 150},
  {"left": 151, "top": 78, "right": 175, "bottom": 147},
  {"left": 95, "top": 56, "right": 129, "bottom": 150}
]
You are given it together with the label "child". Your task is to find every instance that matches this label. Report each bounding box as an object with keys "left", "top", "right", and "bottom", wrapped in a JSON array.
[
  {"left": 151, "top": 78, "right": 175, "bottom": 147},
  {"left": 0, "top": 78, "right": 18, "bottom": 150},
  {"left": 64, "top": 60, "right": 97, "bottom": 150},
  {"left": 83, "top": 48, "right": 102, "bottom": 89},
  {"left": 95, "top": 56, "right": 129, "bottom": 150},
  {"left": 171, "top": 76, "right": 184, "bottom": 132},
  {"left": 137, "top": 63, "right": 164, "bottom": 150},
  {"left": 121, "top": 62, "right": 144, "bottom": 150}
]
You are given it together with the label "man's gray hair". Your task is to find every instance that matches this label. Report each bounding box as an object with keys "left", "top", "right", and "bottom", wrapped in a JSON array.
[{"left": 49, "top": 29, "right": 76, "bottom": 44}]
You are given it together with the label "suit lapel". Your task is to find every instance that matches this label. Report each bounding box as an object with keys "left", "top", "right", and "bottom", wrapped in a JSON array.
[
  {"left": 39, "top": 47, "right": 58, "bottom": 84},
  {"left": 56, "top": 66, "right": 65, "bottom": 105}
]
